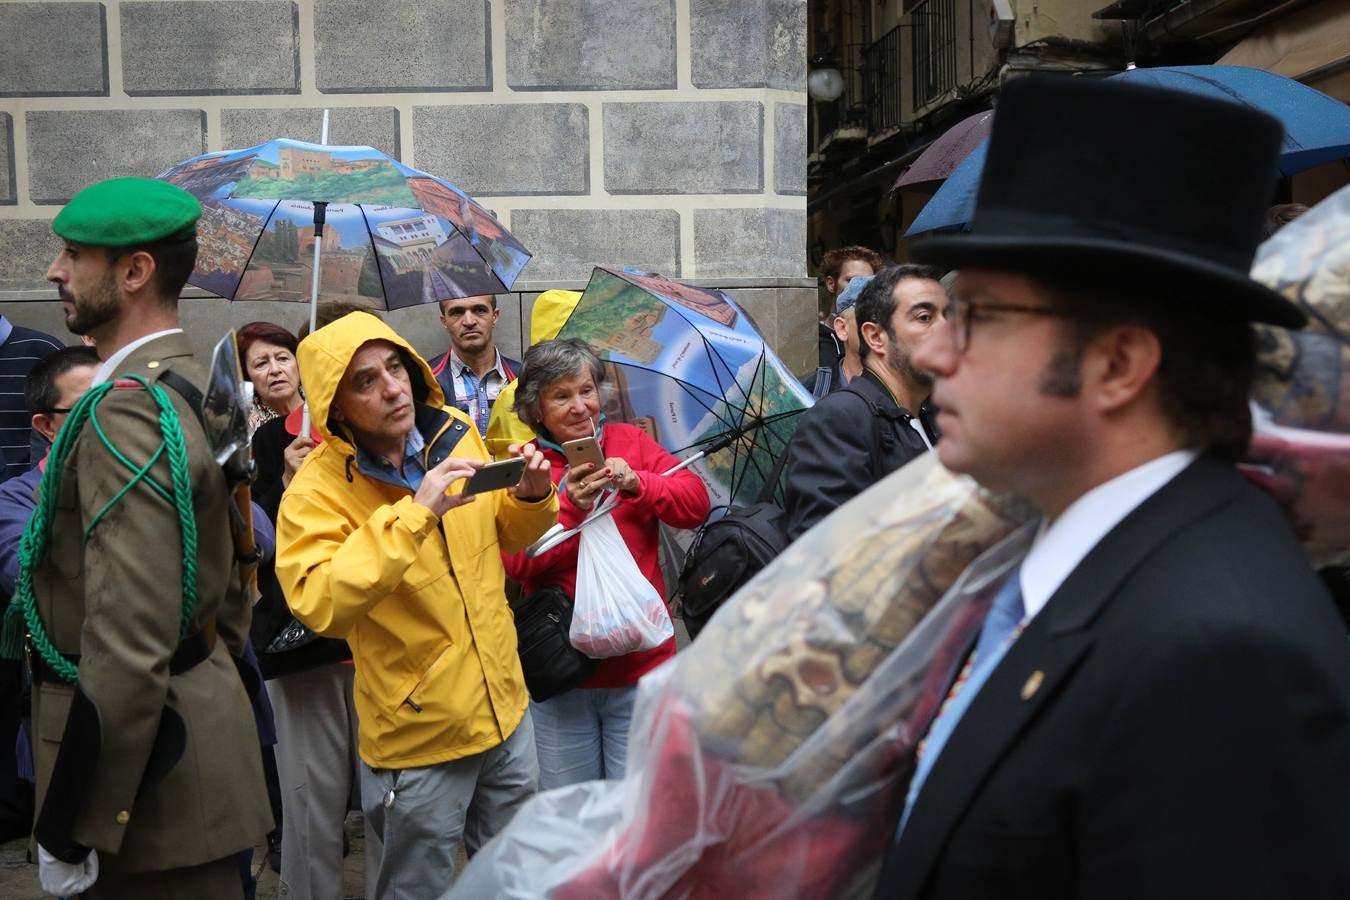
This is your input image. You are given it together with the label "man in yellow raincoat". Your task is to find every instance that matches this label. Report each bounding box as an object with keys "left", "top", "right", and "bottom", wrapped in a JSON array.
[{"left": 274, "top": 312, "right": 557, "bottom": 895}]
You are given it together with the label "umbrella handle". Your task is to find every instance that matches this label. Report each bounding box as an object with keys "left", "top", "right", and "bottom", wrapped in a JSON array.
[
  {"left": 524, "top": 489, "right": 619, "bottom": 558},
  {"left": 523, "top": 457, "right": 695, "bottom": 558},
  {"left": 232, "top": 484, "right": 261, "bottom": 605}
]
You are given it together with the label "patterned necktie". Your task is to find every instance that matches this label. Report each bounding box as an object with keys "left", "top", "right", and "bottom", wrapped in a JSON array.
[{"left": 896, "top": 567, "right": 1026, "bottom": 836}]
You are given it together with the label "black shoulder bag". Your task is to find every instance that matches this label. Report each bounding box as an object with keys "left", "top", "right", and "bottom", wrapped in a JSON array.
[{"left": 511, "top": 584, "right": 597, "bottom": 702}]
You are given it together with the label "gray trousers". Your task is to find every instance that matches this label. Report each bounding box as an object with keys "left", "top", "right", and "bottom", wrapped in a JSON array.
[
  {"left": 359, "top": 711, "right": 538, "bottom": 899},
  {"left": 269, "top": 663, "right": 361, "bottom": 900}
]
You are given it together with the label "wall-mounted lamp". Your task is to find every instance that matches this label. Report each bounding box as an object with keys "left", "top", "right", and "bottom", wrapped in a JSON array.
[{"left": 807, "top": 54, "right": 845, "bottom": 102}]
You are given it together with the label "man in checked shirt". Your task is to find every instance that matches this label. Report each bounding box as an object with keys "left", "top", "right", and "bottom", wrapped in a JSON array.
[{"left": 428, "top": 294, "right": 520, "bottom": 439}]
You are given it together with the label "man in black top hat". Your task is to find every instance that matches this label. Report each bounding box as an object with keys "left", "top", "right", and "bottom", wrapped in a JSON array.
[{"left": 873, "top": 77, "right": 1350, "bottom": 899}]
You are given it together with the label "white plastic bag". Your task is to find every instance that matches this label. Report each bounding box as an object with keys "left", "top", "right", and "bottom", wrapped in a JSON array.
[{"left": 570, "top": 511, "right": 674, "bottom": 658}]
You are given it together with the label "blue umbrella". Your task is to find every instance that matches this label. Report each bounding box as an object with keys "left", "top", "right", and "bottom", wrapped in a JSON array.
[
  {"left": 905, "top": 143, "right": 984, "bottom": 236},
  {"left": 906, "top": 65, "right": 1350, "bottom": 236}
]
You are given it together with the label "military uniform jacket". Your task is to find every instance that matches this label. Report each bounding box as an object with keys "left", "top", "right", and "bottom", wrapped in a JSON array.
[{"left": 30, "top": 332, "right": 271, "bottom": 872}]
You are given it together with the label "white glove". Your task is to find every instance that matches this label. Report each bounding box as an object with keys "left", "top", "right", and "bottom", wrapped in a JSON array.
[{"left": 37, "top": 843, "right": 98, "bottom": 896}]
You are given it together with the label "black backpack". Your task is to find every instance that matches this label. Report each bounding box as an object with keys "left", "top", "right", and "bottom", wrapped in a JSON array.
[
  {"left": 676, "top": 448, "right": 795, "bottom": 639},
  {"left": 677, "top": 501, "right": 791, "bottom": 638},
  {"left": 676, "top": 387, "right": 896, "bottom": 638}
]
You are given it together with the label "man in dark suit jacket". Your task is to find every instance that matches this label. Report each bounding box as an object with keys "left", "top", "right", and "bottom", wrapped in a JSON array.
[{"left": 873, "top": 78, "right": 1350, "bottom": 899}]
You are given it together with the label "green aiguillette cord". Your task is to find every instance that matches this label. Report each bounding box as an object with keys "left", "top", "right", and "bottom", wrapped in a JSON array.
[{"left": 1, "top": 375, "right": 199, "bottom": 682}]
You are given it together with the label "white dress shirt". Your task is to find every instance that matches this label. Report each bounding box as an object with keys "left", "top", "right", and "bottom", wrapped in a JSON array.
[
  {"left": 92, "top": 328, "right": 184, "bottom": 386},
  {"left": 1019, "top": 449, "right": 1198, "bottom": 623}
]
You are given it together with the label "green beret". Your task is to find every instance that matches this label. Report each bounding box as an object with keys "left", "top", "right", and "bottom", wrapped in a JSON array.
[{"left": 52, "top": 177, "right": 201, "bottom": 248}]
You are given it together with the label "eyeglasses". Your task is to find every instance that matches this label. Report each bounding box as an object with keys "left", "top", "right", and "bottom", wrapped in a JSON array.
[
  {"left": 41, "top": 407, "right": 73, "bottom": 415},
  {"left": 947, "top": 296, "right": 1077, "bottom": 355}
]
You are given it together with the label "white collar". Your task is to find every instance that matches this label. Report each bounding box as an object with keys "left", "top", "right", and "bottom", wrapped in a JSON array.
[
  {"left": 92, "top": 329, "right": 184, "bottom": 385},
  {"left": 1020, "top": 449, "right": 1198, "bottom": 622}
]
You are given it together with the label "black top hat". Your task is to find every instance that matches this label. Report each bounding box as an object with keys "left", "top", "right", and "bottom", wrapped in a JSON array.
[{"left": 911, "top": 76, "right": 1306, "bottom": 328}]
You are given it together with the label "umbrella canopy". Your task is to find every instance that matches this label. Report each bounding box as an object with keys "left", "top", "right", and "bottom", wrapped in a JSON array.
[
  {"left": 892, "top": 110, "right": 993, "bottom": 192},
  {"left": 158, "top": 138, "right": 531, "bottom": 308},
  {"left": 1120, "top": 65, "right": 1350, "bottom": 174},
  {"left": 906, "top": 65, "right": 1350, "bottom": 236},
  {"left": 904, "top": 143, "right": 986, "bottom": 237},
  {"left": 552, "top": 267, "right": 814, "bottom": 507}
]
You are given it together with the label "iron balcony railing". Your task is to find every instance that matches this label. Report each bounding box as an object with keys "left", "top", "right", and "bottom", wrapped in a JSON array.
[
  {"left": 863, "top": 25, "right": 904, "bottom": 134},
  {"left": 911, "top": 0, "right": 958, "bottom": 110}
]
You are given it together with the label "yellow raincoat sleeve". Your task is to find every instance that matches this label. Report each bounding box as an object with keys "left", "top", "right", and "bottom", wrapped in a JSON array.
[
  {"left": 493, "top": 482, "right": 559, "bottom": 556},
  {"left": 275, "top": 490, "right": 440, "bottom": 639}
]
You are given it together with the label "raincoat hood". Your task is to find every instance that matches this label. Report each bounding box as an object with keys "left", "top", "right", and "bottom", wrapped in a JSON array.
[
  {"left": 528, "top": 289, "right": 581, "bottom": 343},
  {"left": 297, "top": 311, "right": 445, "bottom": 450}
]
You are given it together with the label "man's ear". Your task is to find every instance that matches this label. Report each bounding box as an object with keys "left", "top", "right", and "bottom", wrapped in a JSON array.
[
  {"left": 859, "top": 320, "right": 887, "bottom": 357},
  {"left": 329, "top": 402, "right": 345, "bottom": 423},
  {"left": 118, "top": 250, "right": 157, "bottom": 295},
  {"left": 31, "top": 413, "right": 56, "bottom": 444},
  {"left": 1087, "top": 324, "right": 1162, "bottom": 414},
  {"left": 831, "top": 314, "right": 848, "bottom": 343},
  {"left": 824, "top": 276, "right": 838, "bottom": 296}
]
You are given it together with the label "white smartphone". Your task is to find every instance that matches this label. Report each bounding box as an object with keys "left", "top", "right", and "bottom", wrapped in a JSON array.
[{"left": 461, "top": 457, "right": 526, "bottom": 495}]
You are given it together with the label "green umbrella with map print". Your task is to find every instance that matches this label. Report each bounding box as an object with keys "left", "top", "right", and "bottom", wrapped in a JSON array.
[{"left": 551, "top": 266, "right": 815, "bottom": 508}]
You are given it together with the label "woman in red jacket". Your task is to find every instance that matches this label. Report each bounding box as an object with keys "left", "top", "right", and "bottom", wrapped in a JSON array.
[{"left": 504, "top": 339, "right": 710, "bottom": 788}]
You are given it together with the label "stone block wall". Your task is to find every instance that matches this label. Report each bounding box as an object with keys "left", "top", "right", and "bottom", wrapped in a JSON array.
[{"left": 0, "top": 0, "right": 813, "bottom": 374}]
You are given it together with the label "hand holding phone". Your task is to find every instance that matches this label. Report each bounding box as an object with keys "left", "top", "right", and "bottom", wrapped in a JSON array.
[
  {"left": 413, "top": 456, "right": 483, "bottom": 517},
  {"left": 507, "top": 442, "right": 553, "bottom": 501},
  {"left": 562, "top": 435, "right": 605, "bottom": 471}
]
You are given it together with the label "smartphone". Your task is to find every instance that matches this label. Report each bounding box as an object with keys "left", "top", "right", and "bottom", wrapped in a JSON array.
[
  {"left": 461, "top": 457, "right": 526, "bottom": 495},
  {"left": 561, "top": 436, "right": 605, "bottom": 472}
]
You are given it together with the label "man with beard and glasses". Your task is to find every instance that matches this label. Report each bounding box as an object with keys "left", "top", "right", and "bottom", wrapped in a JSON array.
[
  {"left": 428, "top": 294, "right": 519, "bottom": 438},
  {"left": 25, "top": 177, "right": 271, "bottom": 898},
  {"left": 782, "top": 264, "right": 945, "bottom": 541}
]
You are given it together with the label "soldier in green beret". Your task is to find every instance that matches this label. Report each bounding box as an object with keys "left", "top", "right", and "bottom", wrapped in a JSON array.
[{"left": 18, "top": 177, "right": 271, "bottom": 897}]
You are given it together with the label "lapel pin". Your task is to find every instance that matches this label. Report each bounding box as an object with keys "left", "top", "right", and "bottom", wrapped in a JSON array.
[{"left": 1021, "top": 670, "right": 1044, "bottom": 701}]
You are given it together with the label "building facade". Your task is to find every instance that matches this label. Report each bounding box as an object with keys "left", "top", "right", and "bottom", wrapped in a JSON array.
[
  {"left": 0, "top": 0, "right": 815, "bottom": 373},
  {"left": 807, "top": 0, "right": 1350, "bottom": 303}
]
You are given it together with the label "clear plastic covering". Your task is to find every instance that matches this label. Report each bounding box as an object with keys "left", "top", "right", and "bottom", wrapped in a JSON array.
[
  {"left": 451, "top": 454, "right": 1033, "bottom": 898},
  {"left": 1246, "top": 184, "right": 1350, "bottom": 567}
]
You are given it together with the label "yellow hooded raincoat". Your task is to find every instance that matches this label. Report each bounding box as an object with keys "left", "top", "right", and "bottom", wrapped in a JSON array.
[{"left": 275, "top": 313, "right": 558, "bottom": 769}]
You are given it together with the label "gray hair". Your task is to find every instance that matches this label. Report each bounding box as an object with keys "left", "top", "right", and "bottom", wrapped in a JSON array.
[{"left": 513, "top": 338, "right": 608, "bottom": 430}]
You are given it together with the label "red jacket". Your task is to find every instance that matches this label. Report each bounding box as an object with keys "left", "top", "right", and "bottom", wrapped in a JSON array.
[{"left": 504, "top": 422, "right": 711, "bottom": 688}]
